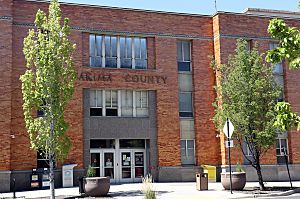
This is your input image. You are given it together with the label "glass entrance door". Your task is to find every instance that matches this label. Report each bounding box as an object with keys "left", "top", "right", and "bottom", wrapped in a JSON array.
[
  {"left": 133, "top": 151, "right": 145, "bottom": 182},
  {"left": 90, "top": 149, "right": 116, "bottom": 183},
  {"left": 120, "top": 151, "right": 132, "bottom": 182},
  {"left": 119, "top": 150, "right": 145, "bottom": 182}
]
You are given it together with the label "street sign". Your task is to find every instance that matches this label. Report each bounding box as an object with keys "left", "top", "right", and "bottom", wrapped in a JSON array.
[
  {"left": 223, "top": 119, "right": 234, "bottom": 138},
  {"left": 225, "top": 140, "right": 234, "bottom": 148}
]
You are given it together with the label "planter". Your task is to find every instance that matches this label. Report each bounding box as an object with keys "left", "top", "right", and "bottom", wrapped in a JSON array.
[
  {"left": 84, "top": 177, "right": 110, "bottom": 197},
  {"left": 221, "top": 172, "right": 246, "bottom": 191}
]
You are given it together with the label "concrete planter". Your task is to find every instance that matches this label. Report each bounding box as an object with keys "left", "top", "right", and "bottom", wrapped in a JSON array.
[
  {"left": 84, "top": 177, "right": 110, "bottom": 197},
  {"left": 221, "top": 172, "right": 246, "bottom": 191}
]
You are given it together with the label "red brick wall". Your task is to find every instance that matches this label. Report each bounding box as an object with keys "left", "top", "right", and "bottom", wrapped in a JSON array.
[
  {"left": 214, "top": 13, "right": 300, "bottom": 165},
  {"left": 6, "top": 0, "right": 300, "bottom": 172},
  {"left": 0, "top": 0, "right": 13, "bottom": 170},
  {"left": 9, "top": 0, "right": 215, "bottom": 169},
  {"left": 193, "top": 39, "right": 221, "bottom": 165}
]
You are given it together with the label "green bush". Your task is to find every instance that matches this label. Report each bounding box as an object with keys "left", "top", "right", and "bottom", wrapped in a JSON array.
[{"left": 86, "top": 165, "right": 96, "bottom": 177}]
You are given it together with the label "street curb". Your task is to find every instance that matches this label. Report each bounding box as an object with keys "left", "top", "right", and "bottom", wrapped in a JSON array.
[{"left": 228, "top": 187, "right": 300, "bottom": 198}]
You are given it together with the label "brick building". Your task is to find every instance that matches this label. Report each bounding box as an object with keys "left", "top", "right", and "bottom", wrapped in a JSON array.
[{"left": 1, "top": 0, "right": 300, "bottom": 192}]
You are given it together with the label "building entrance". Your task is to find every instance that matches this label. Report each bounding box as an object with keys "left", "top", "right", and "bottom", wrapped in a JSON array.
[{"left": 90, "top": 139, "right": 146, "bottom": 183}]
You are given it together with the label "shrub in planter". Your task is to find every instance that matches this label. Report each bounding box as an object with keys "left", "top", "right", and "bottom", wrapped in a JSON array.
[{"left": 84, "top": 165, "right": 110, "bottom": 197}]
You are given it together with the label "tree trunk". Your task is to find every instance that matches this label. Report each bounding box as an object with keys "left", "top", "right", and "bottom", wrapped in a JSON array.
[
  {"left": 49, "top": 121, "right": 55, "bottom": 199},
  {"left": 49, "top": 153, "right": 55, "bottom": 199},
  {"left": 256, "top": 161, "right": 265, "bottom": 191}
]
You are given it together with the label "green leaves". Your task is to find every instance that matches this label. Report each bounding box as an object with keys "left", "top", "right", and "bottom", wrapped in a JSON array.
[
  {"left": 274, "top": 102, "right": 300, "bottom": 131},
  {"left": 267, "top": 18, "right": 300, "bottom": 68},
  {"left": 20, "top": 0, "right": 76, "bottom": 161}
]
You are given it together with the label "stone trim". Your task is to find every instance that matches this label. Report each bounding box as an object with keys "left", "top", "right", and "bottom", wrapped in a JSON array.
[{"left": 13, "top": 22, "right": 213, "bottom": 40}]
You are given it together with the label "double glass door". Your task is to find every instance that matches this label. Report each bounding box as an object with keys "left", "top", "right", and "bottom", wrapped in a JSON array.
[
  {"left": 90, "top": 149, "right": 145, "bottom": 183},
  {"left": 90, "top": 150, "right": 116, "bottom": 183},
  {"left": 120, "top": 150, "right": 145, "bottom": 182}
]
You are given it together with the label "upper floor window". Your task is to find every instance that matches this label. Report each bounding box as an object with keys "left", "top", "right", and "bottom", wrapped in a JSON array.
[
  {"left": 90, "top": 34, "right": 147, "bottom": 69},
  {"left": 269, "top": 43, "right": 284, "bottom": 102},
  {"left": 177, "top": 40, "right": 191, "bottom": 72},
  {"left": 179, "top": 92, "right": 193, "bottom": 118},
  {"left": 136, "top": 91, "right": 149, "bottom": 117}
]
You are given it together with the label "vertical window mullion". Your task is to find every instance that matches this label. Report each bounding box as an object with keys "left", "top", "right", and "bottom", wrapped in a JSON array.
[
  {"left": 102, "top": 90, "right": 106, "bottom": 116},
  {"left": 133, "top": 91, "right": 136, "bottom": 117},
  {"left": 132, "top": 38, "right": 135, "bottom": 69},
  {"left": 181, "top": 42, "right": 184, "bottom": 61},
  {"left": 118, "top": 90, "right": 121, "bottom": 116},
  {"left": 117, "top": 37, "right": 121, "bottom": 68},
  {"left": 102, "top": 36, "right": 105, "bottom": 68},
  {"left": 185, "top": 140, "right": 188, "bottom": 157}
]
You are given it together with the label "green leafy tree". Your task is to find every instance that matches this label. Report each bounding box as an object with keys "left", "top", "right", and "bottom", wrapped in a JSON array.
[
  {"left": 20, "top": 0, "right": 76, "bottom": 198},
  {"left": 213, "top": 39, "right": 281, "bottom": 190},
  {"left": 266, "top": 5, "right": 300, "bottom": 131}
]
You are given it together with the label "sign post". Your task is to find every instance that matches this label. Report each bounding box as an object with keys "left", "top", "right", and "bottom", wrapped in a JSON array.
[{"left": 223, "top": 118, "right": 234, "bottom": 194}]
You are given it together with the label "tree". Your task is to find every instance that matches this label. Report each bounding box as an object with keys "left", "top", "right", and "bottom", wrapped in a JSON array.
[
  {"left": 20, "top": 1, "right": 76, "bottom": 198},
  {"left": 266, "top": 10, "right": 300, "bottom": 131},
  {"left": 213, "top": 39, "right": 281, "bottom": 190}
]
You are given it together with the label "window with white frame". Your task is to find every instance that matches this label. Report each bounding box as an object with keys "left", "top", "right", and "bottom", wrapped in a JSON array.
[
  {"left": 177, "top": 40, "right": 191, "bottom": 72},
  {"left": 90, "top": 90, "right": 148, "bottom": 117},
  {"left": 105, "top": 90, "right": 118, "bottom": 116},
  {"left": 180, "top": 139, "right": 195, "bottom": 165},
  {"left": 269, "top": 43, "right": 284, "bottom": 102},
  {"left": 179, "top": 92, "right": 193, "bottom": 117},
  {"left": 90, "top": 34, "right": 147, "bottom": 69},
  {"left": 90, "top": 90, "right": 103, "bottom": 116},
  {"left": 136, "top": 91, "right": 149, "bottom": 117},
  {"left": 120, "top": 37, "right": 132, "bottom": 68},
  {"left": 276, "top": 138, "right": 289, "bottom": 164}
]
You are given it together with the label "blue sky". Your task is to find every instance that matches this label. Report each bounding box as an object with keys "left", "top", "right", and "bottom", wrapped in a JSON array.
[{"left": 61, "top": 0, "right": 299, "bottom": 15}]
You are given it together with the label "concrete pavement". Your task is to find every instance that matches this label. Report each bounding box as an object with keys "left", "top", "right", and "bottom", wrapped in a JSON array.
[{"left": 1, "top": 181, "right": 300, "bottom": 199}]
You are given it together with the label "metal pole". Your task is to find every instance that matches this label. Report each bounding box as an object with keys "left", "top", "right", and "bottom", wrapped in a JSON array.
[
  {"left": 227, "top": 118, "right": 233, "bottom": 194},
  {"left": 284, "top": 148, "right": 292, "bottom": 189},
  {"left": 13, "top": 178, "right": 16, "bottom": 199}
]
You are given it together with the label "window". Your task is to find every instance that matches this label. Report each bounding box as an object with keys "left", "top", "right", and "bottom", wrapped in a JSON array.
[
  {"left": 120, "top": 37, "right": 132, "bottom": 68},
  {"left": 134, "top": 38, "right": 147, "bottom": 69},
  {"left": 121, "top": 90, "right": 133, "bottom": 116},
  {"left": 105, "top": 90, "right": 118, "bottom": 116},
  {"left": 90, "top": 139, "right": 115, "bottom": 148},
  {"left": 179, "top": 92, "right": 193, "bottom": 117},
  {"left": 37, "top": 151, "right": 49, "bottom": 168},
  {"left": 276, "top": 138, "right": 289, "bottom": 164},
  {"left": 178, "top": 73, "right": 193, "bottom": 92},
  {"left": 119, "top": 139, "right": 145, "bottom": 148},
  {"left": 90, "top": 90, "right": 103, "bottom": 116},
  {"left": 270, "top": 43, "right": 284, "bottom": 102},
  {"left": 246, "top": 40, "right": 252, "bottom": 51},
  {"left": 180, "top": 119, "right": 195, "bottom": 139},
  {"left": 90, "top": 34, "right": 147, "bottom": 69},
  {"left": 105, "top": 36, "right": 117, "bottom": 68},
  {"left": 243, "top": 142, "right": 255, "bottom": 165},
  {"left": 136, "top": 91, "right": 149, "bottom": 117},
  {"left": 177, "top": 40, "right": 191, "bottom": 71},
  {"left": 180, "top": 139, "right": 195, "bottom": 165},
  {"left": 90, "top": 90, "right": 148, "bottom": 117}
]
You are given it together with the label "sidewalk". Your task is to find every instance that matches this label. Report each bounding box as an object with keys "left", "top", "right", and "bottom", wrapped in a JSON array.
[{"left": 1, "top": 181, "right": 300, "bottom": 199}]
